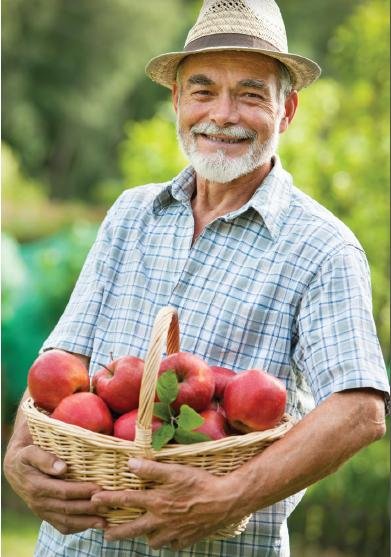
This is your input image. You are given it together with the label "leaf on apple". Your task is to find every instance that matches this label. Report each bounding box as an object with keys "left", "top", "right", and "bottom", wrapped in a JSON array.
[
  {"left": 174, "top": 428, "right": 211, "bottom": 444},
  {"left": 152, "top": 423, "right": 176, "bottom": 450},
  {"left": 156, "top": 370, "right": 179, "bottom": 405},
  {"left": 153, "top": 402, "right": 172, "bottom": 422},
  {"left": 177, "top": 404, "right": 204, "bottom": 431}
]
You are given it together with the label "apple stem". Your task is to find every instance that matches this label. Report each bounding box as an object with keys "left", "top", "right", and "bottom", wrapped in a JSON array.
[
  {"left": 97, "top": 362, "right": 112, "bottom": 372},
  {"left": 110, "top": 351, "right": 114, "bottom": 362}
]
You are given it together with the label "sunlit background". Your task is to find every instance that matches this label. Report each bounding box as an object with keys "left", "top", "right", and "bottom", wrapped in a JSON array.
[{"left": 2, "top": 1, "right": 389, "bottom": 556}]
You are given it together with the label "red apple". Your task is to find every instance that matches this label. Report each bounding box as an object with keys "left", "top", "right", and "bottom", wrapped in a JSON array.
[
  {"left": 92, "top": 355, "right": 144, "bottom": 414},
  {"left": 28, "top": 349, "right": 90, "bottom": 412},
  {"left": 158, "top": 352, "right": 215, "bottom": 412},
  {"left": 113, "top": 409, "right": 163, "bottom": 441},
  {"left": 207, "top": 398, "right": 227, "bottom": 417},
  {"left": 210, "top": 366, "right": 236, "bottom": 400},
  {"left": 194, "top": 409, "right": 229, "bottom": 440},
  {"left": 223, "top": 369, "right": 287, "bottom": 433},
  {"left": 51, "top": 392, "right": 113, "bottom": 434}
]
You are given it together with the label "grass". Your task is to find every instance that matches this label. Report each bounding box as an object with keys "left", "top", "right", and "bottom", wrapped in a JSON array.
[{"left": 2, "top": 508, "right": 41, "bottom": 557}]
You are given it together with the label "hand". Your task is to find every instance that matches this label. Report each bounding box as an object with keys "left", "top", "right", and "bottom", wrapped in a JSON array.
[
  {"left": 91, "top": 458, "right": 247, "bottom": 550},
  {"left": 3, "top": 444, "right": 107, "bottom": 535}
]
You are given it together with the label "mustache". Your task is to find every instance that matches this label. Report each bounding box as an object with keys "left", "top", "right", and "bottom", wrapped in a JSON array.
[{"left": 190, "top": 122, "right": 257, "bottom": 140}]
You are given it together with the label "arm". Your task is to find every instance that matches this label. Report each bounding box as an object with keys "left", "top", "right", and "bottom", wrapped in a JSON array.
[
  {"left": 91, "top": 387, "right": 386, "bottom": 550},
  {"left": 3, "top": 352, "right": 108, "bottom": 535}
]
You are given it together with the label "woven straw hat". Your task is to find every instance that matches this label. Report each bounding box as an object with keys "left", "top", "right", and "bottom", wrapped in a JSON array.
[{"left": 146, "top": 0, "right": 321, "bottom": 91}]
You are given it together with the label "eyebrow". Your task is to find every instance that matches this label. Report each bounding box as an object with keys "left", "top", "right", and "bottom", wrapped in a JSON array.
[
  {"left": 186, "top": 74, "right": 215, "bottom": 87},
  {"left": 238, "top": 79, "right": 268, "bottom": 90},
  {"left": 185, "top": 75, "right": 269, "bottom": 92}
]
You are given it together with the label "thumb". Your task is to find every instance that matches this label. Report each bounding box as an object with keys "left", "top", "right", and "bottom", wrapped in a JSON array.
[
  {"left": 21, "top": 445, "right": 67, "bottom": 476},
  {"left": 128, "top": 458, "right": 180, "bottom": 482}
]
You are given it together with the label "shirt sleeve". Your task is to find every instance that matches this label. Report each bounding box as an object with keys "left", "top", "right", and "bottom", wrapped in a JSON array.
[
  {"left": 292, "top": 243, "right": 390, "bottom": 407},
  {"left": 40, "top": 204, "right": 116, "bottom": 358}
]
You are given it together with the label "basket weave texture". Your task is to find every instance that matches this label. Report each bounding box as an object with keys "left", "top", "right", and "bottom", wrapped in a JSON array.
[{"left": 23, "top": 306, "right": 294, "bottom": 539}]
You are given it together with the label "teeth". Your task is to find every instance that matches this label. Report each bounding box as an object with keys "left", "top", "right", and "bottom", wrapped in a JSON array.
[{"left": 204, "top": 136, "right": 243, "bottom": 144}]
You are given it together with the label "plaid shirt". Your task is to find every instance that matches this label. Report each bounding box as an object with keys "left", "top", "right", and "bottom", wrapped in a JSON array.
[{"left": 35, "top": 158, "right": 389, "bottom": 557}]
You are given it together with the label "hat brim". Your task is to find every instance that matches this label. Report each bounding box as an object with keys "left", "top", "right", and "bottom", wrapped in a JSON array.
[{"left": 145, "top": 47, "right": 321, "bottom": 91}]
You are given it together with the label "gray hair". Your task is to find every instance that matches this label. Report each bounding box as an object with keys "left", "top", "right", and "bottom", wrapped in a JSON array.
[{"left": 275, "top": 60, "right": 292, "bottom": 101}]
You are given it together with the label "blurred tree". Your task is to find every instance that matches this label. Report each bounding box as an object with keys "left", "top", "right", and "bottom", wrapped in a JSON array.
[
  {"left": 289, "top": 432, "right": 389, "bottom": 556},
  {"left": 2, "top": 223, "right": 98, "bottom": 418},
  {"left": 279, "top": 0, "right": 390, "bottom": 360},
  {"left": 2, "top": 143, "right": 105, "bottom": 241},
  {"left": 2, "top": 0, "right": 191, "bottom": 200},
  {"left": 278, "top": 0, "right": 366, "bottom": 68},
  {"left": 93, "top": 102, "right": 187, "bottom": 204},
  {"left": 2, "top": 0, "right": 365, "bottom": 203}
]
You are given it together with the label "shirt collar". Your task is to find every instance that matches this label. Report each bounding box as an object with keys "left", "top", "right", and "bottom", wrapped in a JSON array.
[
  {"left": 152, "top": 166, "right": 195, "bottom": 214},
  {"left": 152, "top": 157, "right": 292, "bottom": 241}
]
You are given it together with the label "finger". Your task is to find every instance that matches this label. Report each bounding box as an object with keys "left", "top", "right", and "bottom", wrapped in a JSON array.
[
  {"left": 128, "top": 458, "right": 184, "bottom": 482},
  {"left": 104, "top": 513, "right": 158, "bottom": 541},
  {"left": 37, "top": 478, "right": 104, "bottom": 500},
  {"left": 42, "top": 511, "right": 107, "bottom": 536},
  {"left": 21, "top": 445, "right": 67, "bottom": 476},
  {"left": 92, "top": 488, "right": 152, "bottom": 512},
  {"left": 43, "top": 497, "right": 109, "bottom": 517}
]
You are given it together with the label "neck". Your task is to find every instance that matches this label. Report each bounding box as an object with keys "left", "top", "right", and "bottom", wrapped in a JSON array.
[
  {"left": 192, "top": 160, "right": 272, "bottom": 214},
  {"left": 190, "top": 160, "right": 272, "bottom": 243}
]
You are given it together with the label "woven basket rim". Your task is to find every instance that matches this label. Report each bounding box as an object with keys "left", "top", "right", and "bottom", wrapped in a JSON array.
[{"left": 23, "top": 397, "right": 294, "bottom": 457}]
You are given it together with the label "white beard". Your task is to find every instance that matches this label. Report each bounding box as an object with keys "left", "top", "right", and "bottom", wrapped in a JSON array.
[{"left": 176, "top": 119, "right": 280, "bottom": 184}]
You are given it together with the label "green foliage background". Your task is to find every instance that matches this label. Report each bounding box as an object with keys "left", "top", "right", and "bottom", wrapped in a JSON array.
[{"left": 2, "top": 1, "right": 389, "bottom": 556}]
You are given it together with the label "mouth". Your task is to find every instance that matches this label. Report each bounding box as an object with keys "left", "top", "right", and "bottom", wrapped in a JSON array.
[{"left": 196, "top": 133, "right": 251, "bottom": 145}]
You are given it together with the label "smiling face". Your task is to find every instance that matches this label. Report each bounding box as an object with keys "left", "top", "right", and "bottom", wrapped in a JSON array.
[{"left": 173, "top": 51, "right": 296, "bottom": 184}]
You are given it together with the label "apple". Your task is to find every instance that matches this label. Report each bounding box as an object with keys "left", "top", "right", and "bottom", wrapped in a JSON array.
[
  {"left": 113, "top": 408, "right": 163, "bottom": 441},
  {"left": 194, "top": 409, "right": 229, "bottom": 440},
  {"left": 223, "top": 369, "right": 287, "bottom": 433},
  {"left": 92, "top": 355, "right": 144, "bottom": 414},
  {"left": 158, "top": 352, "right": 215, "bottom": 412},
  {"left": 28, "top": 349, "right": 90, "bottom": 412},
  {"left": 210, "top": 366, "right": 236, "bottom": 400},
  {"left": 51, "top": 392, "right": 113, "bottom": 434},
  {"left": 207, "top": 398, "right": 225, "bottom": 413}
]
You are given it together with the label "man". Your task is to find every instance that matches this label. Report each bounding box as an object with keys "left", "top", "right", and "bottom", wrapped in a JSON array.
[{"left": 4, "top": 1, "right": 389, "bottom": 556}]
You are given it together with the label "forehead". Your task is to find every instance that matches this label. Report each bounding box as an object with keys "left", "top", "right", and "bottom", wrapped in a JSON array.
[{"left": 178, "top": 51, "right": 280, "bottom": 86}]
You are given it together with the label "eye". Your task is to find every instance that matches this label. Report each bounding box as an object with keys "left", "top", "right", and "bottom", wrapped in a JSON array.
[
  {"left": 243, "top": 92, "right": 264, "bottom": 100},
  {"left": 192, "top": 89, "right": 212, "bottom": 96}
]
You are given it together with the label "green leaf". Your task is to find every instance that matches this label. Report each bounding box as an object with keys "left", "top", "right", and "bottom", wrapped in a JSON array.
[
  {"left": 151, "top": 423, "right": 176, "bottom": 450},
  {"left": 174, "top": 428, "right": 211, "bottom": 444},
  {"left": 153, "top": 402, "right": 171, "bottom": 422},
  {"left": 177, "top": 404, "right": 204, "bottom": 431},
  {"left": 156, "top": 369, "right": 179, "bottom": 405}
]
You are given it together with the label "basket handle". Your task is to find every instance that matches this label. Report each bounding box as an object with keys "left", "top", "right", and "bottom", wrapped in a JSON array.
[{"left": 134, "top": 306, "right": 180, "bottom": 455}]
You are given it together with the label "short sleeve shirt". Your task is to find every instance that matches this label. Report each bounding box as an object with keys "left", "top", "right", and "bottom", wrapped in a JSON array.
[{"left": 35, "top": 158, "right": 390, "bottom": 557}]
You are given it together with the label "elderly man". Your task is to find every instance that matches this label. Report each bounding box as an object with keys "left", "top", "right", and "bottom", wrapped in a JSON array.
[{"left": 4, "top": 1, "right": 389, "bottom": 556}]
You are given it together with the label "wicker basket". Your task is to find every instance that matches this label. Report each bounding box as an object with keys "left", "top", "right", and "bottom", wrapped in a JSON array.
[{"left": 23, "top": 306, "right": 294, "bottom": 539}]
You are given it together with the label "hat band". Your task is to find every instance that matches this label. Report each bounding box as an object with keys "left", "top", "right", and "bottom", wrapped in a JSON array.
[{"left": 185, "top": 33, "right": 278, "bottom": 53}]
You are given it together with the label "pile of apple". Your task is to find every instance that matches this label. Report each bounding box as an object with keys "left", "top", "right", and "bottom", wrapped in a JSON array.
[{"left": 27, "top": 349, "right": 287, "bottom": 449}]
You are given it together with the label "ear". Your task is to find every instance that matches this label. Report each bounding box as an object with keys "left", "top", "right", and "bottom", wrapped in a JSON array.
[
  {"left": 279, "top": 90, "right": 298, "bottom": 134},
  {"left": 172, "top": 83, "right": 179, "bottom": 114}
]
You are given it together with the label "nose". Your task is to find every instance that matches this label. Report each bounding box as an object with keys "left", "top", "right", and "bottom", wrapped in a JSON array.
[{"left": 209, "top": 93, "right": 240, "bottom": 127}]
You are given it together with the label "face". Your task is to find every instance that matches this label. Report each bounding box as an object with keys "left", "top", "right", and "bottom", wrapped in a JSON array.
[{"left": 173, "top": 51, "right": 296, "bottom": 183}]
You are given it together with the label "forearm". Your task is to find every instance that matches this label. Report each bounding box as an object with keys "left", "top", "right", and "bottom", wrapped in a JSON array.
[{"left": 229, "top": 389, "right": 386, "bottom": 515}]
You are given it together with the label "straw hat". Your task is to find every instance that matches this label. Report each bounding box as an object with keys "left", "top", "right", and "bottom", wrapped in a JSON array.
[{"left": 145, "top": 0, "right": 321, "bottom": 91}]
